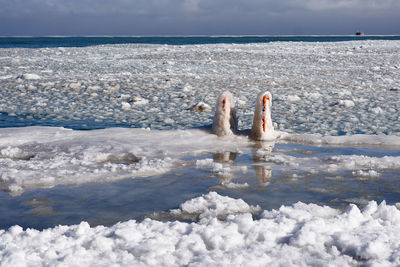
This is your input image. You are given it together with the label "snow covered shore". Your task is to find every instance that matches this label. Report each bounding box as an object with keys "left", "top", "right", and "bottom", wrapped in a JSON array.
[{"left": 1, "top": 192, "right": 400, "bottom": 266}]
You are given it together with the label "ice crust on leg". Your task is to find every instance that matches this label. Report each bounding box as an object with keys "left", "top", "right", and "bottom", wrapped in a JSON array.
[
  {"left": 212, "top": 91, "right": 238, "bottom": 136},
  {"left": 251, "top": 92, "right": 275, "bottom": 141}
]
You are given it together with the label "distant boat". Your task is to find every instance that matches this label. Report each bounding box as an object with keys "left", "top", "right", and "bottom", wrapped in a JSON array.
[{"left": 356, "top": 32, "right": 365, "bottom": 36}]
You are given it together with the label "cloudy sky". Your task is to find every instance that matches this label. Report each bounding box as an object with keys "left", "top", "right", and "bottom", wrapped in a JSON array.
[{"left": 0, "top": 0, "right": 399, "bottom": 36}]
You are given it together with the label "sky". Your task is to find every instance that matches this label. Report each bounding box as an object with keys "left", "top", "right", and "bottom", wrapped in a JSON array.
[{"left": 0, "top": 0, "right": 399, "bottom": 36}]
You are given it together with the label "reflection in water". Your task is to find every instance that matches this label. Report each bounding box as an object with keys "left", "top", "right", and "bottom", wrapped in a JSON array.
[
  {"left": 212, "top": 151, "right": 238, "bottom": 183},
  {"left": 24, "top": 198, "right": 56, "bottom": 216},
  {"left": 213, "top": 151, "right": 237, "bottom": 163},
  {"left": 252, "top": 141, "right": 275, "bottom": 185}
]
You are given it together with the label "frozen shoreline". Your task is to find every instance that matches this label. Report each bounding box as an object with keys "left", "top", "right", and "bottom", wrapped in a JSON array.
[{"left": 1, "top": 126, "right": 400, "bottom": 195}]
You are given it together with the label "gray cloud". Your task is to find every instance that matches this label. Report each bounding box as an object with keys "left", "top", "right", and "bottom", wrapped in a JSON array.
[{"left": 0, "top": 0, "right": 399, "bottom": 35}]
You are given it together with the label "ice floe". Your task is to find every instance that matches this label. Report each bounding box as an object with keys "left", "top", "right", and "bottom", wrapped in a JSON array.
[{"left": 1, "top": 126, "right": 400, "bottom": 194}]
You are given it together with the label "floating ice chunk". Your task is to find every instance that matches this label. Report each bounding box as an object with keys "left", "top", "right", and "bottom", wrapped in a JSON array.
[
  {"left": 190, "top": 101, "right": 211, "bottom": 112},
  {"left": 371, "top": 107, "right": 384, "bottom": 114},
  {"left": 287, "top": 95, "right": 301, "bottom": 102},
  {"left": 305, "top": 92, "right": 321, "bottom": 100},
  {"left": 212, "top": 91, "right": 237, "bottom": 136},
  {"left": 88, "top": 85, "right": 101, "bottom": 91},
  {"left": 27, "top": 85, "right": 36, "bottom": 90},
  {"left": 222, "top": 182, "right": 250, "bottom": 189},
  {"left": 338, "top": 100, "right": 355, "bottom": 108},
  {"left": 196, "top": 158, "right": 214, "bottom": 167},
  {"left": 129, "top": 97, "right": 148, "bottom": 106},
  {"left": 69, "top": 83, "right": 82, "bottom": 90},
  {"left": 330, "top": 155, "right": 400, "bottom": 170},
  {"left": 8, "top": 184, "right": 23, "bottom": 193},
  {"left": 121, "top": 102, "right": 131, "bottom": 110},
  {"left": 182, "top": 85, "right": 193, "bottom": 93},
  {"left": 236, "top": 99, "right": 246, "bottom": 107},
  {"left": 120, "top": 94, "right": 130, "bottom": 100},
  {"left": 164, "top": 118, "right": 175, "bottom": 124},
  {"left": 109, "top": 85, "right": 120, "bottom": 91},
  {"left": 0, "top": 75, "right": 13, "bottom": 80},
  {"left": 174, "top": 191, "right": 261, "bottom": 221},
  {"left": 20, "top": 73, "right": 41, "bottom": 80},
  {"left": 352, "top": 170, "right": 381, "bottom": 178}
]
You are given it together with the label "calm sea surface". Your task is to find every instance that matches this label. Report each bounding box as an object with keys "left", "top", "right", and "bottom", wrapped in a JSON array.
[{"left": 1, "top": 35, "right": 400, "bottom": 48}]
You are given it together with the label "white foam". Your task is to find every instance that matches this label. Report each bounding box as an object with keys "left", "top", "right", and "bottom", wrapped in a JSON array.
[{"left": 2, "top": 192, "right": 400, "bottom": 266}]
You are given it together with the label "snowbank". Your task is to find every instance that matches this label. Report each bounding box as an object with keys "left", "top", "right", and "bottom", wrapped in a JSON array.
[{"left": 1, "top": 192, "right": 400, "bottom": 266}]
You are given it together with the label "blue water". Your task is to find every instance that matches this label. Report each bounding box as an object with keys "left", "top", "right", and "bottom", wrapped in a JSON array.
[
  {"left": 1, "top": 142, "right": 400, "bottom": 230},
  {"left": 1, "top": 35, "right": 400, "bottom": 48}
]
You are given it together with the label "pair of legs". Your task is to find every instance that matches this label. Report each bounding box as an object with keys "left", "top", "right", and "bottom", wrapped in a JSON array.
[{"left": 212, "top": 91, "right": 274, "bottom": 140}]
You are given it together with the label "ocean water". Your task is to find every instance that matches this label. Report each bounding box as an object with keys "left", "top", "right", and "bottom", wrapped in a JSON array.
[
  {"left": 1, "top": 36, "right": 400, "bottom": 265},
  {"left": 1, "top": 35, "right": 400, "bottom": 48}
]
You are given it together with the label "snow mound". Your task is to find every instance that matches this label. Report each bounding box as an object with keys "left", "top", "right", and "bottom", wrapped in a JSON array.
[
  {"left": 172, "top": 191, "right": 261, "bottom": 222},
  {"left": 2, "top": 193, "right": 400, "bottom": 266}
]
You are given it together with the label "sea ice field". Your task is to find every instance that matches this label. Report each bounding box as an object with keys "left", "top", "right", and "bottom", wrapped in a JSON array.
[{"left": 1, "top": 39, "right": 400, "bottom": 266}]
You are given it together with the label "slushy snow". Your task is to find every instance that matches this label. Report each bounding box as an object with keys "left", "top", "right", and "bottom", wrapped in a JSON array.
[{"left": 2, "top": 192, "right": 400, "bottom": 266}]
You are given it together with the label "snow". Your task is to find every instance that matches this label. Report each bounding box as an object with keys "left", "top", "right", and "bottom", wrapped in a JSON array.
[{"left": 2, "top": 192, "right": 400, "bottom": 266}]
